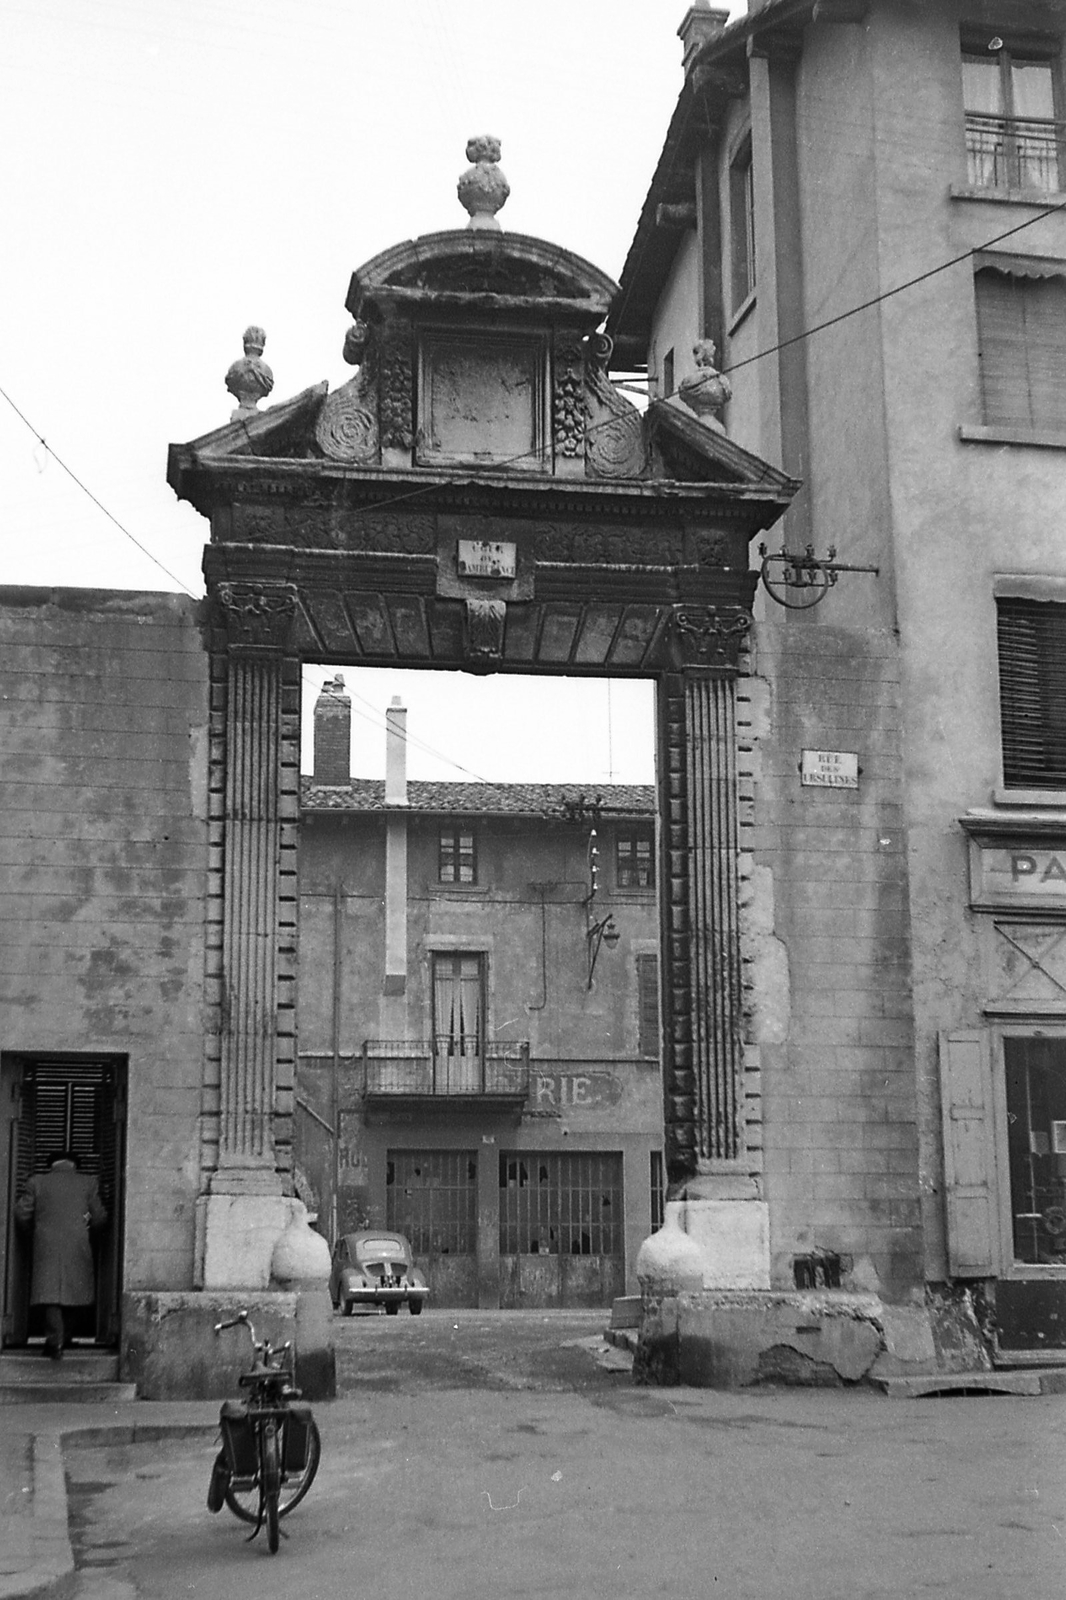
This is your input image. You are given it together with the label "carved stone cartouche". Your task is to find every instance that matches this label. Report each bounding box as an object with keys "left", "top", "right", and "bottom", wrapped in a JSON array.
[
  {"left": 457, "top": 135, "right": 510, "bottom": 231},
  {"left": 678, "top": 339, "right": 732, "bottom": 432},
  {"left": 225, "top": 326, "right": 274, "bottom": 421}
]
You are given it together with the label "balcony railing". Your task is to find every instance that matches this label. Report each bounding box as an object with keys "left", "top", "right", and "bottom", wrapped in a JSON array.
[
  {"left": 362, "top": 1039, "right": 531, "bottom": 1098},
  {"left": 965, "top": 112, "right": 1064, "bottom": 192}
]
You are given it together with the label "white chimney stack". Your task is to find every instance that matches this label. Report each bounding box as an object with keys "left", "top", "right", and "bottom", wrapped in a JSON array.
[{"left": 385, "top": 696, "right": 407, "bottom": 805}]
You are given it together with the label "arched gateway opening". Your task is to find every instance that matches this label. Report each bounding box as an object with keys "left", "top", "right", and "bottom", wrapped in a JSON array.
[{"left": 167, "top": 165, "right": 796, "bottom": 1305}]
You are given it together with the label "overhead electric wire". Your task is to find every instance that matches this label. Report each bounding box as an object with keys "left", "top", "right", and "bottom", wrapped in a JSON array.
[{"left": 0, "top": 382, "right": 196, "bottom": 597}]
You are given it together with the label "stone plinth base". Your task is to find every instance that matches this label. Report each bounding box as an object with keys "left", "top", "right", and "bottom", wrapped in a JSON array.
[
  {"left": 195, "top": 1194, "right": 298, "bottom": 1289},
  {"left": 635, "top": 1284, "right": 1000, "bottom": 1390},
  {"left": 636, "top": 1288, "right": 887, "bottom": 1388},
  {"left": 121, "top": 1290, "right": 336, "bottom": 1401},
  {"left": 683, "top": 1199, "right": 771, "bottom": 1289}
]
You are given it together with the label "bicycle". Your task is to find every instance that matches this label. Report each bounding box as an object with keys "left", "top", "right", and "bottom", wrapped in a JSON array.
[{"left": 206, "top": 1310, "right": 321, "bottom": 1553}]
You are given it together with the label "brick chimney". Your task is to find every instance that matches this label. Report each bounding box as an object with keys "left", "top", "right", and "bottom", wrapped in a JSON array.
[
  {"left": 312, "top": 675, "right": 351, "bottom": 786},
  {"left": 678, "top": 2, "right": 731, "bottom": 75}
]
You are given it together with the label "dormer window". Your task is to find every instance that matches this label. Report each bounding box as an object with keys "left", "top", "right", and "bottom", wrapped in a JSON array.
[{"left": 416, "top": 328, "right": 548, "bottom": 471}]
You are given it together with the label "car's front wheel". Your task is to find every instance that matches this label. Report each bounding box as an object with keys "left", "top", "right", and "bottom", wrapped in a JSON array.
[
  {"left": 385, "top": 1302, "right": 399, "bottom": 1315},
  {"left": 342, "top": 1298, "right": 354, "bottom": 1317},
  {"left": 409, "top": 1300, "right": 423, "bottom": 1316}
]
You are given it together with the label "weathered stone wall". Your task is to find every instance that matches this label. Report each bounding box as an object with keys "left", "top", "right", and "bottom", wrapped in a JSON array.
[
  {"left": 0, "top": 587, "right": 209, "bottom": 1291},
  {"left": 747, "top": 619, "right": 920, "bottom": 1301}
]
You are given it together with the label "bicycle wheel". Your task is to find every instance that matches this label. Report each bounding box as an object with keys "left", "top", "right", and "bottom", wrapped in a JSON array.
[
  {"left": 223, "top": 1418, "right": 321, "bottom": 1522},
  {"left": 262, "top": 1424, "right": 281, "bottom": 1554}
]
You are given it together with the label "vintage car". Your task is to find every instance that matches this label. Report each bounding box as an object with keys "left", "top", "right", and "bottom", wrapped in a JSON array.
[{"left": 329, "top": 1230, "right": 430, "bottom": 1316}]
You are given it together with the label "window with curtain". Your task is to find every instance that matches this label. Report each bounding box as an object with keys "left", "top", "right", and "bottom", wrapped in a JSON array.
[
  {"left": 962, "top": 38, "right": 1062, "bottom": 191},
  {"left": 975, "top": 267, "right": 1066, "bottom": 431},
  {"left": 432, "top": 952, "right": 484, "bottom": 1091},
  {"left": 997, "top": 597, "right": 1066, "bottom": 789}
]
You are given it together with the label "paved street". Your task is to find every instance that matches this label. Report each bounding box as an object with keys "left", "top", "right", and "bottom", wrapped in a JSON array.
[{"left": 47, "top": 1310, "right": 1066, "bottom": 1600}]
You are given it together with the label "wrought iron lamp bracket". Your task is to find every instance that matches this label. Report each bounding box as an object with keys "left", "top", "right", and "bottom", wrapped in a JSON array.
[{"left": 759, "top": 544, "right": 880, "bottom": 610}]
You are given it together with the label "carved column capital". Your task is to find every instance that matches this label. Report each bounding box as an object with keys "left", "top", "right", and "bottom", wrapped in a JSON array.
[
  {"left": 670, "top": 605, "right": 752, "bottom": 671},
  {"left": 215, "top": 581, "right": 297, "bottom": 655}
]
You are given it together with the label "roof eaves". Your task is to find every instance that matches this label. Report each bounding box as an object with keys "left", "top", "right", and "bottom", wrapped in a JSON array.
[{"left": 608, "top": 0, "right": 816, "bottom": 357}]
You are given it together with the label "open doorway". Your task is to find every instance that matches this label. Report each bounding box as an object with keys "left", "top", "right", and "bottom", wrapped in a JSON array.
[
  {"left": 293, "top": 666, "right": 661, "bottom": 1307},
  {"left": 1, "top": 1054, "right": 126, "bottom": 1348}
]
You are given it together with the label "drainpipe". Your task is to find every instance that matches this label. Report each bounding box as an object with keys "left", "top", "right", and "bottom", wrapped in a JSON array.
[
  {"left": 332, "top": 883, "right": 342, "bottom": 1244},
  {"left": 383, "top": 698, "right": 408, "bottom": 1030}
]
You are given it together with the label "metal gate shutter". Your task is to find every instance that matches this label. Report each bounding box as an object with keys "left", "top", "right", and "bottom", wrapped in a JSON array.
[
  {"left": 499, "top": 1151, "right": 624, "bottom": 1308},
  {"left": 386, "top": 1150, "right": 478, "bottom": 1307}
]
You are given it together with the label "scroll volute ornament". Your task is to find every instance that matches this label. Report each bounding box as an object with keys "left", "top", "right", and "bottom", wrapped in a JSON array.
[
  {"left": 671, "top": 605, "right": 752, "bottom": 671},
  {"left": 216, "top": 582, "right": 298, "bottom": 655}
]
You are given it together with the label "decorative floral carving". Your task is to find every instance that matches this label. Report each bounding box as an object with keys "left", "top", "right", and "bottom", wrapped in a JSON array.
[
  {"left": 225, "top": 326, "right": 274, "bottom": 421},
  {"left": 672, "top": 606, "right": 752, "bottom": 668},
  {"left": 216, "top": 582, "right": 297, "bottom": 653},
  {"left": 553, "top": 335, "right": 586, "bottom": 460},
  {"left": 378, "top": 329, "right": 413, "bottom": 452},
  {"left": 456, "top": 135, "right": 510, "bottom": 230},
  {"left": 465, "top": 597, "right": 506, "bottom": 659}
]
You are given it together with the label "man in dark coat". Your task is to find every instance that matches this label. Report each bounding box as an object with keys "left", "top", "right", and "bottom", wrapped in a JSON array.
[{"left": 15, "top": 1152, "right": 107, "bottom": 1358}]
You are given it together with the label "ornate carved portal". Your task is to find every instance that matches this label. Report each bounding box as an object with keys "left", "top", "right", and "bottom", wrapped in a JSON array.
[{"left": 205, "top": 549, "right": 755, "bottom": 1189}]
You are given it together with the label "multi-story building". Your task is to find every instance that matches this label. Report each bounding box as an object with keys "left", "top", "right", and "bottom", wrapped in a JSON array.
[
  {"left": 295, "top": 680, "right": 662, "bottom": 1308},
  {"left": 608, "top": 0, "right": 1066, "bottom": 1367}
]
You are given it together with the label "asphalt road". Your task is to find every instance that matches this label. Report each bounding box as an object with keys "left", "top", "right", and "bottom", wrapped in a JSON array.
[{"left": 62, "top": 1309, "right": 1066, "bottom": 1600}]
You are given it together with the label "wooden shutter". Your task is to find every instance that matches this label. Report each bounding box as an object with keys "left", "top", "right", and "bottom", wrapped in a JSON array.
[
  {"left": 637, "top": 954, "right": 660, "bottom": 1059},
  {"left": 997, "top": 598, "right": 1066, "bottom": 788},
  {"left": 939, "top": 1030, "right": 999, "bottom": 1277},
  {"left": 976, "top": 268, "right": 1066, "bottom": 429}
]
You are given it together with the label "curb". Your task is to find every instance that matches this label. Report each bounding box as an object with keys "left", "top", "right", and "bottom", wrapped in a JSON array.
[{"left": 1, "top": 1421, "right": 219, "bottom": 1600}]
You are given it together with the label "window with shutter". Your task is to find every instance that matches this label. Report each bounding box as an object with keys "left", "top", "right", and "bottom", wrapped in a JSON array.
[
  {"left": 975, "top": 268, "right": 1066, "bottom": 431},
  {"left": 997, "top": 597, "right": 1066, "bottom": 788},
  {"left": 637, "top": 953, "right": 660, "bottom": 1059}
]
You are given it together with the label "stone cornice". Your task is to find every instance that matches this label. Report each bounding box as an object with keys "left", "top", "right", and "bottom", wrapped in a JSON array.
[{"left": 173, "top": 454, "right": 795, "bottom": 533}]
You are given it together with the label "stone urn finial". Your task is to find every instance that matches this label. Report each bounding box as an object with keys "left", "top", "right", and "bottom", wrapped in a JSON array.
[
  {"left": 225, "top": 325, "right": 274, "bottom": 420},
  {"left": 677, "top": 339, "right": 732, "bottom": 432},
  {"left": 457, "top": 135, "right": 509, "bottom": 230}
]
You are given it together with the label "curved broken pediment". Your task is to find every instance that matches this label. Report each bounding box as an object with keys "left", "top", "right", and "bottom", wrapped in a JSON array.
[{"left": 346, "top": 230, "right": 619, "bottom": 320}]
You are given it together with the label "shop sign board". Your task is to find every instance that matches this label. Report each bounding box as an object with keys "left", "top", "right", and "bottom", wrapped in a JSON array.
[{"left": 969, "top": 843, "right": 1066, "bottom": 910}]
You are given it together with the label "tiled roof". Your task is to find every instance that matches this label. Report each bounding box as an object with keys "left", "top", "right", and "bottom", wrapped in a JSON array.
[{"left": 301, "top": 777, "right": 655, "bottom": 817}]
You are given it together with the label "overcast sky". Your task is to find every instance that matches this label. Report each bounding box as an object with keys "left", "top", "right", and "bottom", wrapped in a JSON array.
[{"left": 1, "top": 1, "right": 746, "bottom": 783}]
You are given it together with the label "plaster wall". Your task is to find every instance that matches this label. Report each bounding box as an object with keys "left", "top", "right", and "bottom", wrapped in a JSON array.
[
  {"left": 297, "top": 813, "right": 659, "bottom": 1063},
  {"left": 863, "top": 0, "right": 1066, "bottom": 1277},
  {"left": 711, "top": 20, "right": 922, "bottom": 1300},
  {"left": 649, "top": 229, "right": 702, "bottom": 396},
  {"left": 0, "top": 588, "right": 209, "bottom": 1292},
  {"left": 295, "top": 808, "right": 662, "bottom": 1290}
]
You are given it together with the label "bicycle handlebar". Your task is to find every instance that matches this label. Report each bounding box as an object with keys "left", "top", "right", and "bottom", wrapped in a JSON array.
[{"left": 214, "top": 1310, "right": 292, "bottom": 1368}]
